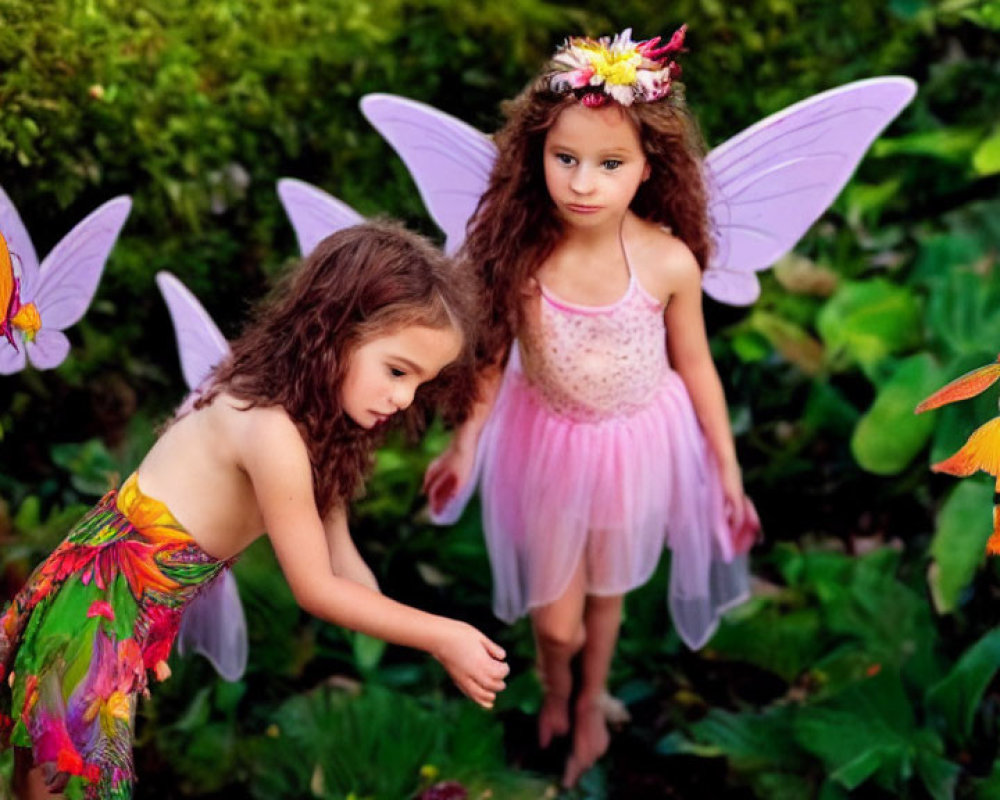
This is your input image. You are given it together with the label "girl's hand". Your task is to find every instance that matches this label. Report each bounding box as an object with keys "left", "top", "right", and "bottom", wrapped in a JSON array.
[
  {"left": 719, "top": 461, "right": 761, "bottom": 555},
  {"left": 423, "top": 442, "right": 476, "bottom": 515},
  {"left": 432, "top": 620, "right": 509, "bottom": 709}
]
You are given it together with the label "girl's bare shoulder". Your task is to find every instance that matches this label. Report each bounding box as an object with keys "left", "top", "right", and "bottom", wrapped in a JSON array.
[
  {"left": 626, "top": 215, "right": 701, "bottom": 303},
  {"left": 212, "top": 396, "right": 308, "bottom": 471}
]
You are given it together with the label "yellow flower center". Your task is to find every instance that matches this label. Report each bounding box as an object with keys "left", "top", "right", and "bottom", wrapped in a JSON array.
[
  {"left": 12, "top": 302, "right": 40, "bottom": 339},
  {"left": 583, "top": 43, "right": 640, "bottom": 86}
]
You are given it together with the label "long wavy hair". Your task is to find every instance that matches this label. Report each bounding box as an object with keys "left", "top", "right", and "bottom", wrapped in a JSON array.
[
  {"left": 194, "top": 220, "right": 478, "bottom": 516},
  {"left": 464, "top": 75, "right": 712, "bottom": 363}
]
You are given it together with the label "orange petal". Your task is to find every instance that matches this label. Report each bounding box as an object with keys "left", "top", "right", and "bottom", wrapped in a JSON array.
[
  {"left": 932, "top": 416, "right": 1000, "bottom": 476},
  {"left": 989, "top": 500, "right": 1000, "bottom": 557},
  {"left": 916, "top": 359, "right": 1000, "bottom": 413}
]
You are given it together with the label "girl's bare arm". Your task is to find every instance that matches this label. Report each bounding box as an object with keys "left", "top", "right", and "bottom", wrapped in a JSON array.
[
  {"left": 237, "top": 406, "right": 509, "bottom": 706},
  {"left": 662, "top": 245, "right": 746, "bottom": 529},
  {"left": 323, "top": 503, "right": 379, "bottom": 592}
]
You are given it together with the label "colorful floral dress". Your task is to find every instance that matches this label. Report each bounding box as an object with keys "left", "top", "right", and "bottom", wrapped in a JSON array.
[{"left": 0, "top": 473, "right": 233, "bottom": 799}]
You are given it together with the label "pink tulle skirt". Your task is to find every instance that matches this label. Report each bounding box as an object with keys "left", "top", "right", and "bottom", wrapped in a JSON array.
[{"left": 476, "top": 353, "right": 749, "bottom": 650}]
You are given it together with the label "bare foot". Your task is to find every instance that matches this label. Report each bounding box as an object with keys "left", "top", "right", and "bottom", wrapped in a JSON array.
[
  {"left": 538, "top": 692, "right": 571, "bottom": 749},
  {"left": 598, "top": 691, "right": 631, "bottom": 727},
  {"left": 562, "top": 700, "right": 610, "bottom": 787}
]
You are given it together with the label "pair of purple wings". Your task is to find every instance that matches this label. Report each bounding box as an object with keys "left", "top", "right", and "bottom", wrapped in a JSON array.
[
  {"left": 162, "top": 76, "right": 916, "bottom": 680},
  {"left": 0, "top": 188, "right": 132, "bottom": 374}
]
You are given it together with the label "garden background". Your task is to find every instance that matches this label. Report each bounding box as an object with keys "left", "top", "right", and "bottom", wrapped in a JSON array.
[{"left": 1, "top": 0, "right": 998, "bottom": 797}]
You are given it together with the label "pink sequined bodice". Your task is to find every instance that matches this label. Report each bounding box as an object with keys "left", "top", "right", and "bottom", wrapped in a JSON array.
[{"left": 518, "top": 271, "right": 669, "bottom": 422}]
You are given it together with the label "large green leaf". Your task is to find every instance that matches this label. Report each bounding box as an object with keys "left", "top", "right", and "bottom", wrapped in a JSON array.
[
  {"left": 925, "top": 627, "right": 1000, "bottom": 744},
  {"left": 928, "top": 479, "right": 995, "bottom": 614},
  {"left": 709, "top": 605, "right": 825, "bottom": 682},
  {"left": 973, "top": 759, "right": 1000, "bottom": 800},
  {"left": 924, "top": 267, "right": 1000, "bottom": 359},
  {"left": 914, "top": 733, "right": 960, "bottom": 800},
  {"left": 680, "top": 706, "right": 806, "bottom": 772},
  {"left": 973, "top": 129, "right": 1000, "bottom": 175},
  {"left": 793, "top": 670, "right": 916, "bottom": 792},
  {"left": 850, "top": 354, "right": 944, "bottom": 475},
  {"left": 816, "top": 280, "right": 922, "bottom": 372}
]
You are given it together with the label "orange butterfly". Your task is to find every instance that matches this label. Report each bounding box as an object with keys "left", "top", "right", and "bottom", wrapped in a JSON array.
[
  {"left": 0, "top": 230, "right": 40, "bottom": 351},
  {"left": 916, "top": 356, "right": 1000, "bottom": 554}
]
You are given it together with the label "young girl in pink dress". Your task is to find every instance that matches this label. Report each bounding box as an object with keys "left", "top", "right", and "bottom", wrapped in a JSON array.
[
  {"left": 2, "top": 221, "right": 509, "bottom": 799},
  {"left": 423, "top": 28, "right": 759, "bottom": 786}
]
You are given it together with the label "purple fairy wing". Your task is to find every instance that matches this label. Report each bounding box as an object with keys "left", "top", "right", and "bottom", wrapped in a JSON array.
[
  {"left": 156, "top": 272, "right": 247, "bottom": 681},
  {"left": 155, "top": 271, "right": 229, "bottom": 391},
  {"left": 26, "top": 195, "right": 132, "bottom": 368},
  {"left": 276, "top": 178, "right": 365, "bottom": 257},
  {"left": 704, "top": 77, "right": 917, "bottom": 305},
  {"left": 176, "top": 570, "right": 248, "bottom": 682},
  {"left": 0, "top": 185, "right": 40, "bottom": 284},
  {"left": 360, "top": 93, "right": 496, "bottom": 254}
]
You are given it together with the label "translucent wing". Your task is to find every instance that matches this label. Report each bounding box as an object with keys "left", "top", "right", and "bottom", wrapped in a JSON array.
[
  {"left": 176, "top": 570, "right": 248, "bottom": 682},
  {"left": 704, "top": 77, "right": 917, "bottom": 305},
  {"left": 360, "top": 93, "right": 496, "bottom": 254},
  {"left": 155, "top": 272, "right": 229, "bottom": 390},
  {"left": 276, "top": 178, "right": 365, "bottom": 257},
  {"left": 156, "top": 271, "right": 247, "bottom": 681}
]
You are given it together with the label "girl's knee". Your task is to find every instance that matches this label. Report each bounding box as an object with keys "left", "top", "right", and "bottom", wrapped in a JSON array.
[{"left": 535, "top": 620, "right": 585, "bottom": 654}]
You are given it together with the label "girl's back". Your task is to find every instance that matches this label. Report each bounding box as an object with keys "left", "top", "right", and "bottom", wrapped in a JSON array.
[{"left": 135, "top": 395, "right": 279, "bottom": 560}]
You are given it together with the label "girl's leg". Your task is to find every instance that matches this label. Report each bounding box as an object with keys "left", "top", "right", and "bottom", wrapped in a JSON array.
[
  {"left": 529, "top": 558, "right": 587, "bottom": 748},
  {"left": 562, "top": 592, "right": 624, "bottom": 788}
]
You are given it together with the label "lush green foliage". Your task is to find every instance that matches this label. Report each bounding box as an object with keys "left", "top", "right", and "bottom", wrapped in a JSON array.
[{"left": 1, "top": 0, "right": 999, "bottom": 797}]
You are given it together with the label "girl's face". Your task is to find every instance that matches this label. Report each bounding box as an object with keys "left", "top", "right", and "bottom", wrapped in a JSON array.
[
  {"left": 543, "top": 103, "right": 650, "bottom": 229},
  {"left": 340, "top": 323, "right": 463, "bottom": 429}
]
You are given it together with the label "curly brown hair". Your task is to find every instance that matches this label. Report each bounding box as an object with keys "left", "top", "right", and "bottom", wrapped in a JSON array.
[
  {"left": 464, "top": 77, "right": 712, "bottom": 364},
  {"left": 195, "top": 220, "right": 478, "bottom": 516}
]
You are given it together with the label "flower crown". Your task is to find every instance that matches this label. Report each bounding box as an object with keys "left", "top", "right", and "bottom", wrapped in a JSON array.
[{"left": 547, "top": 26, "right": 687, "bottom": 108}]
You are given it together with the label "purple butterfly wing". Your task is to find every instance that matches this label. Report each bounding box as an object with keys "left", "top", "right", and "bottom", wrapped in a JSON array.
[
  {"left": 0, "top": 184, "right": 40, "bottom": 283},
  {"left": 156, "top": 271, "right": 247, "bottom": 681},
  {"left": 276, "top": 178, "right": 365, "bottom": 257},
  {"left": 360, "top": 93, "right": 496, "bottom": 254},
  {"left": 29, "top": 196, "right": 131, "bottom": 329},
  {"left": 704, "top": 77, "right": 917, "bottom": 305},
  {"left": 0, "top": 186, "right": 39, "bottom": 373},
  {"left": 0, "top": 340, "right": 26, "bottom": 374},
  {"left": 22, "top": 330, "right": 71, "bottom": 371}
]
